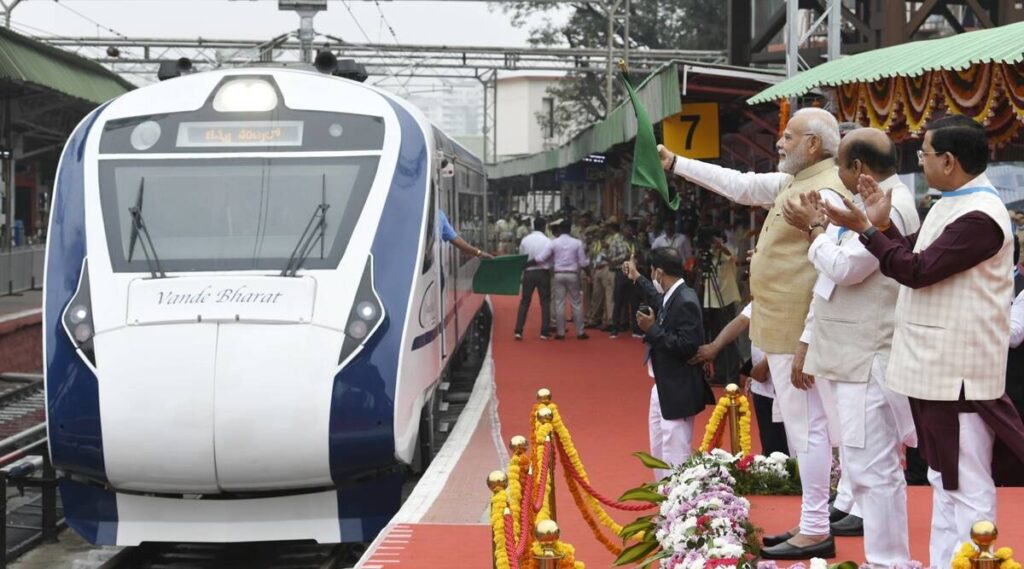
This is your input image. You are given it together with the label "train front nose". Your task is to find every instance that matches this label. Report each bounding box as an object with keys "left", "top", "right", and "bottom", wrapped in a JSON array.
[{"left": 96, "top": 275, "right": 344, "bottom": 493}]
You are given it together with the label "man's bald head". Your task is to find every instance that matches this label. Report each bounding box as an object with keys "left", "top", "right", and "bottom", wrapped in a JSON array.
[{"left": 837, "top": 127, "right": 898, "bottom": 192}]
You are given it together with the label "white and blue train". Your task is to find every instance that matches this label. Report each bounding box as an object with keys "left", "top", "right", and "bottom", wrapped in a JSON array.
[{"left": 44, "top": 68, "right": 487, "bottom": 545}]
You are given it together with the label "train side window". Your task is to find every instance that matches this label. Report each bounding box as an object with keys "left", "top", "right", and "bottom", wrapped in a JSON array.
[{"left": 421, "top": 190, "right": 435, "bottom": 274}]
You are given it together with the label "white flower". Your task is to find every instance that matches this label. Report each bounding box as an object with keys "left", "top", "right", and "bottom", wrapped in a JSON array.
[
  {"left": 809, "top": 558, "right": 828, "bottom": 569},
  {"left": 769, "top": 451, "right": 790, "bottom": 463}
]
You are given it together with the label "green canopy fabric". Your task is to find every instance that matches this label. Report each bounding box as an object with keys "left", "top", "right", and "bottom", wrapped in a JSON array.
[
  {"left": 0, "top": 26, "right": 133, "bottom": 104},
  {"left": 748, "top": 21, "right": 1024, "bottom": 105}
]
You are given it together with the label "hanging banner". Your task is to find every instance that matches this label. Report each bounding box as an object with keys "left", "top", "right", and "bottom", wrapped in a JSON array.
[{"left": 662, "top": 102, "right": 720, "bottom": 160}]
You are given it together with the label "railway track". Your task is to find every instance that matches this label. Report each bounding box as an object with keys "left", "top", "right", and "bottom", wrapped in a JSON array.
[{"left": 0, "top": 372, "right": 63, "bottom": 568}]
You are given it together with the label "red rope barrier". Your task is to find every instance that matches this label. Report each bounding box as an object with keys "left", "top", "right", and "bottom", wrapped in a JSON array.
[
  {"left": 514, "top": 467, "right": 534, "bottom": 560},
  {"left": 532, "top": 439, "right": 552, "bottom": 513},
  {"left": 554, "top": 435, "right": 656, "bottom": 512},
  {"left": 503, "top": 511, "right": 520, "bottom": 569}
]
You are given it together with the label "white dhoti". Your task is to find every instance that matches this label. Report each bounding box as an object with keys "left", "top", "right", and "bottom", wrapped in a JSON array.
[
  {"left": 927, "top": 413, "right": 996, "bottom": 568},
  {"left": 831, "top": 356, "right": 916, "bottom": 567},
  {"left": 648, "top": 385, "right": 694, "bottom": 480},
  {"left": 767, "top": 353, "right": 839, "bottom": 536}
]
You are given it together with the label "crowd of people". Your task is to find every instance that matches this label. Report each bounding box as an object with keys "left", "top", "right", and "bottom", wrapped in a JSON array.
[{"left": 499, "top": 108, "right": 1024, "bottom": 568}]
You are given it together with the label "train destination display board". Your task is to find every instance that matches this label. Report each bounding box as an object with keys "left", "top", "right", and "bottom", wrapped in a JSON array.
[{"left": 176, "top": 121, "right": 304, "bottom": 148}]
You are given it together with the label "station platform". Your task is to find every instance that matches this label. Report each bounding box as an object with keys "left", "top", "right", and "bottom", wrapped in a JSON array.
[
  {"left": 0, "top": 290, "right": 42, "bottom": 375},
  {"left": 357, "top": 295, "right": 1024, "bottom": 568}
]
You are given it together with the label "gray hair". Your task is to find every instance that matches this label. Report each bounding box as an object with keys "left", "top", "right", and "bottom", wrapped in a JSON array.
[{"left": 794, "top": 108, "right": 840, "bottom": 158}]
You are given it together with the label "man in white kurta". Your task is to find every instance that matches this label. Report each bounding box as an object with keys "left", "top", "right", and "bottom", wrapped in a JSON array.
[
  {"left": 659, "top": 108, "right": 847, "bottom": 559},
  {"left": 783, "top": 128, "right": 919, "bottom": 567}
]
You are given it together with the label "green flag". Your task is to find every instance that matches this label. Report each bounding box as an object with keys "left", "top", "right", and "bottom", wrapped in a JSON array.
[{"left": 619, "top": 71, "right": 679, "bottom": 211}]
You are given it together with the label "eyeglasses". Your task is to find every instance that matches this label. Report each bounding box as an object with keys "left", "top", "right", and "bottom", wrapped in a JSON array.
[{"left": 916, "top": 149, "right": 947, "bottom": 162}]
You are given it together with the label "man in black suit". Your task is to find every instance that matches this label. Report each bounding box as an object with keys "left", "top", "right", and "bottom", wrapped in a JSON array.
[{"left": 624, "top": 247, "right": 715, "bottom": 479}]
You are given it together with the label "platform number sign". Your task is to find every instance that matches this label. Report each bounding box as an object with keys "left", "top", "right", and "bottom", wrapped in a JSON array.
[{"left": 662, "top": 102, "right": 720, "bottom": 160}]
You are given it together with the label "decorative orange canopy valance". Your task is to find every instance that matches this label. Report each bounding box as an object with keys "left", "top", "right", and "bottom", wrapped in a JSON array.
[{"left": 834, "top": 62, "right": 1024, "bottom": 148}]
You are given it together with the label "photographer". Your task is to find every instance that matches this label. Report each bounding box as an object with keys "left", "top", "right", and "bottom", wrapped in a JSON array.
[
  {"left": 695, "top": 227, "right": 742, "bottom": 384},
  {"left": 624, "top": 248, "right": 714, "bottom": 479}
]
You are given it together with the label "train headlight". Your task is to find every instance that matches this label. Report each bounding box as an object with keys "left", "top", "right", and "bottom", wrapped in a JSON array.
[
  {"left": 213, "top": 78, "right": 278, "bottom": 113},
  {"left": 356, "top": 301, "right": 377, "bottom": 321},
  {"left": 68, "top": 304, "right": 89, "bottom": 324},
  {"left": 129, "top": 120, "right": 161, "bottom": 151},
  {"left": 347, "top": 320, "right": 368, "bottom": 340},
  {"left": 338, "top": 256, "right": 385, "bottom": 367},
  {"left": 61, "top": 259, "right": 97, "bottom": 366}
]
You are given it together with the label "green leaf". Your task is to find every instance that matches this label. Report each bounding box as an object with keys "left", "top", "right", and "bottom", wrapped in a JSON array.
[
  {"left": 829, "top": 562, "right": 859, "bottom": 569},
  {"left": 641, "top": 550, "right": 673, "bottom": 569},
  {"left": 633, "top": 451, "right": 671, "bottom": 470},
  {"left": 618, "top": 516, "right": 654, "bottom": 541},
  {"left": 612, "top": 539, "right": 659, "bottom": 566},
  {"left": 618, "top": 488, "right": 666, "bottom": 503}
]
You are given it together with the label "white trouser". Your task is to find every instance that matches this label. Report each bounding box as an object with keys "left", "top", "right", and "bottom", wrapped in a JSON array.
[
  {"left": 553, "top": 272, "right": 584, "bottom": 337},
  {"left": 833, "top": 358, "right": 912, "bottom": 567},
  {"left": 648, "top": 385, "right": 694, "bottom": 480},
  {"left": 832, "top": 449, "right": 860, "bottom": 518},
  {"left": 767, "top": 353, "right": 833, "bottom": 536},
  {"left": 927, "top": 413, "right": 996, "bottom": 568}
]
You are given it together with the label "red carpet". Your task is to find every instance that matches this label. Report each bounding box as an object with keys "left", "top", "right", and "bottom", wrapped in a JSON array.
[{"left": 360, "top": 295, "right": 1024, "bottom": 567}]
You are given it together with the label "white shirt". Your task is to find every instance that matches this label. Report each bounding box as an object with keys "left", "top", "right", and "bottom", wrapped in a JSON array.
[
  {"left": 519, "top": 231, "right": 552, "bottom": 270},
  {"left": 1011, "top": 287, "right": 1024, "bottom": 349},
  {"left": 741, "top": 302, "right": 775, "bottom": 399},
  {"left": 648, "top": 278, "right": 686, "bottom": 379},
  {"left": 799, "top": 176, "right": 910, "bottom": 344}
]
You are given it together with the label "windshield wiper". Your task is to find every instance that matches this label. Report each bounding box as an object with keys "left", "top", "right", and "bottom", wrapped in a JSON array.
[
  {"left": 280, "top": 174, "right": 329, "bottom": 277},
  {"left": 127, "top": 177, "right": 166, "bottom": 278}
]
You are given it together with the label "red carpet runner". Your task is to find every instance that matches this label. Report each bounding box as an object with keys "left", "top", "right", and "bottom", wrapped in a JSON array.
[{"left": 358, "top": 295, "right": 1024, "bottom": 567}]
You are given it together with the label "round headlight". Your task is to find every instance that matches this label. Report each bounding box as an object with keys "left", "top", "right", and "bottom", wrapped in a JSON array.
[
  {"left": 73, "top": 323, "right": 93, "bottom": 343},
  {"left": 130, "top": 121, "right": 161, "bottom": 151},
  {"left": 347, "top": 320, "right": 369, "bottom": 340},
  {"left": 68, "top": 304, "right": 89, "bottom": 324},
  {"left": 356, "top": 301, "right": 378, "bottom": 321}
]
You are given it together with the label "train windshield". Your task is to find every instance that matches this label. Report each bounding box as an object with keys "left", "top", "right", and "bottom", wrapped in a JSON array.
[{"left": 98, "top": 156, "right": 380, "bottom": 273}]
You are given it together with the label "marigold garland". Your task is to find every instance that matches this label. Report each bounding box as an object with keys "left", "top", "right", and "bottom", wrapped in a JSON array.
[
  {"left": 562, "top": 457, "right": 623, "bottom": 557},
  {"left": 952, "top": 542, "right": 1022, "bottom": 569},
  {"left": 491, "top": 490, "right": 512, "bottom": 569},
  {"left": 548, "top": 405, "right": 631, "bottom": 538},
  {"left": 700, "top": 393, "right": 753, "bottom": 456}
]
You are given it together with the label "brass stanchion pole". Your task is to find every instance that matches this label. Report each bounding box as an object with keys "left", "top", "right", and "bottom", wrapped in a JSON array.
[
  {"left": 533, "top": 520, "right": 564, "bottom": 569},
  {"left": 536, "top": 406, "right": 556, "bottom": 522},
  {"left": 971, "top": 520, "right": 999, "bottom": 569},
  {"left": 725, "top": 383, "right": 741, "bottom": 454},
  {"left": 487, "top": 470, "right": 509, "bottom": 569}
]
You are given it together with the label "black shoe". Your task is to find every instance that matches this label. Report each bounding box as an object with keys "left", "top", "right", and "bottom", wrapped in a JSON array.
[
  {"left": 514, "top": 332, "right": 523, "bottom": 340},
  {"left": 555, "top": 335, "right": 566, "bottom": 340},
  {"left": 539, "top": 335, "right": 551, "bottom": 341},
  {"left": 762, "top": 530, "right": 796, "bottom": 548},
  {"left": 577, "top": 333, "right": 590, "bottom": 340},
  {"left": 828, "top": 505, "right": 849, "bottom": 524},
  {"left": 830, "top": 514, "right": 863, "bottom": 536},
  {"left": 760, "top": 536, "right": 836, "bottom": 560}
]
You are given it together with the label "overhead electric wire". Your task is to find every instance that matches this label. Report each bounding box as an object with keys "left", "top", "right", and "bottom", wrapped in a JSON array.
[{"left": 50, "top": 0, "right": 130, "bottom": 40}]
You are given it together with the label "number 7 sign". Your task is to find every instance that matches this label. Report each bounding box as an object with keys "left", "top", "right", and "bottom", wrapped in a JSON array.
[{"left": 662, "top": 102, "right": 720, "bottom": 160}]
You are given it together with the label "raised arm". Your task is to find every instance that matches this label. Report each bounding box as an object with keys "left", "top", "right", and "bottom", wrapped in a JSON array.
[{"left": 659, "top": 145, "right": 789, "bottom": 207}]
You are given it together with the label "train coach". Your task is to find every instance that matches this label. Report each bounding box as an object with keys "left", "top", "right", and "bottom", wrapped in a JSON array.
[{"left": 44, "top": 67, "right": 488, "bottom": 545}]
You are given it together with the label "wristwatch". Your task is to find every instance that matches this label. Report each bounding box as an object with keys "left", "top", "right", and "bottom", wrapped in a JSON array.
[
  {"left": 861, "top": 226, "right": 878, "bottom": 239},
  {"left": 807, "top": 222, "right": 826, "bottom": 234}
]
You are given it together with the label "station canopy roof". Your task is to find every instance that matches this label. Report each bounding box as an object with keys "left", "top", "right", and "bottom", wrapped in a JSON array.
[
  {"left": 748, "top": 21, "right": 1024, "bottom": 105},
  {"left": 0, "top": 25, "right": 133, "bottom": 104},
  {"left": 487, "top": 61, "right": 784, "bottom": 180}
]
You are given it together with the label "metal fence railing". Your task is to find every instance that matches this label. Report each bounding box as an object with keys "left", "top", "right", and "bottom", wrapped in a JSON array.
[{"left": 0, "top": 247, "right": 45, "bottom": 296}]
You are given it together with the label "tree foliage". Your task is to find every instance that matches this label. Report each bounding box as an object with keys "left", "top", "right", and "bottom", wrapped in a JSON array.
[{"left": 502, "top": 0, "right": 727, "bottom": 139}]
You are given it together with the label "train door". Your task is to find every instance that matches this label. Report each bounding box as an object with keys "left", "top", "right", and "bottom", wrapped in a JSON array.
[{"left": 439, "top": 155, "right": 459, "bottom": 359}]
